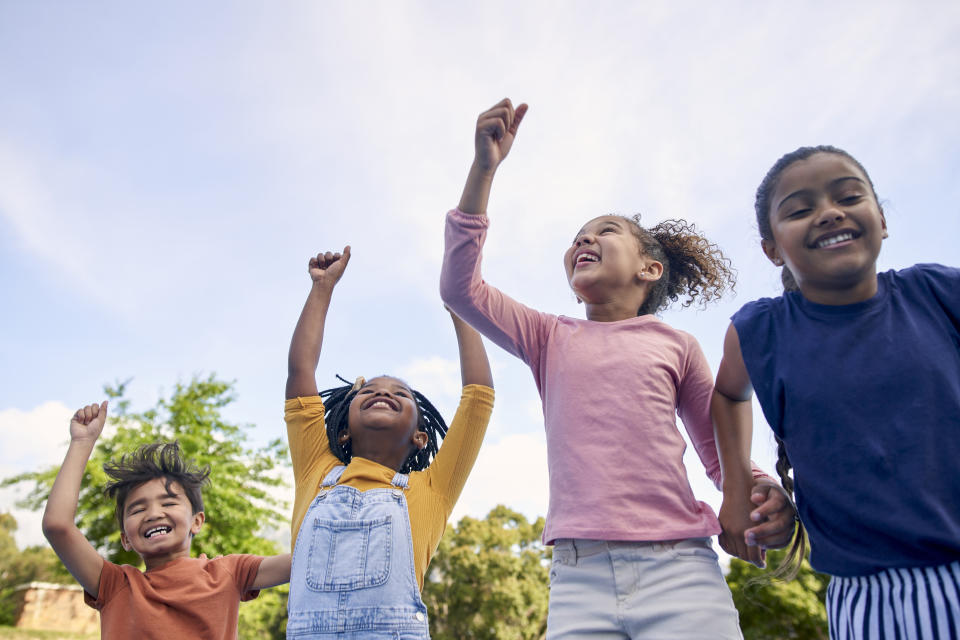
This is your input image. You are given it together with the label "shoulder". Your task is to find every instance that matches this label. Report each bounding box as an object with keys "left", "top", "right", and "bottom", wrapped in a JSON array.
[
  {"left": 732, "top": 295, "right": 783, "bottom": 323},
  {"left": 886, "top": 263, "right": 960, "bottom": 290}
]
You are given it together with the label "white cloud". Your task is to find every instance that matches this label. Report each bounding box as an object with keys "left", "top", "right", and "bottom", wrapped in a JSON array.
[
  {"left": 450, "top": 432, "right": 549, "bottom": 525},
  {"left": 0, "top": 402, "right": 74, "bottom": 549}
]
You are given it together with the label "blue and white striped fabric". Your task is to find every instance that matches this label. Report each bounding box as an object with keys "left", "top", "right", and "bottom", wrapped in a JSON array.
[{"left": 827, "top": 561, "right": 960, "bottom": 639}]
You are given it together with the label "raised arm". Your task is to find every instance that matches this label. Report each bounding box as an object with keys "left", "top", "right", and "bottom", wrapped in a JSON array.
[
  {"left": 286, "top": 247, "right": 351, "bottom": 399},
  {"left": 458, "top": 98, "right": 528, "bottom": 216},
  {"left": 42, "top": 402, "right": 108, "bottom": 596},
  {"left": 449, "top": 308, "right": 493, "bottom": 388}
]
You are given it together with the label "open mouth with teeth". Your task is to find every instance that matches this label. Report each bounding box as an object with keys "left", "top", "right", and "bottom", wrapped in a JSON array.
[
  {"left": 362, "top": 397, "right": 399, "bottom": 411},
  {"left": 812, "top": 231, "right": 857, "bottom": 249},
  {"left": 144, "top": 526, "right": 172, "bottom": 539},
  {"left": 574, "top": 251, "right": 600, "bottom": 267}
]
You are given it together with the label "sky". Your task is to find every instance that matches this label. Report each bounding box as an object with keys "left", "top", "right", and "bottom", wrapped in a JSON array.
[{"left": 1, "top": 1, "right": 958, "bottom": 558}]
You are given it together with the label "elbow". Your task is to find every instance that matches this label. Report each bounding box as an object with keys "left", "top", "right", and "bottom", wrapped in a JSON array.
[{"left": 41, "top": 517, "right": 69, "bottom": 543}]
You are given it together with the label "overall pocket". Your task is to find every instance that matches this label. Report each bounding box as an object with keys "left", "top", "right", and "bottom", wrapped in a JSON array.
[{"left": 305, "top": 515, "right": 393, "bottom": 591}]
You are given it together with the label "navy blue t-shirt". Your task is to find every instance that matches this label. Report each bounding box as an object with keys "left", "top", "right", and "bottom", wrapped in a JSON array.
[{"left": 733, "top": 264, "right": 960, "bottom": 576}]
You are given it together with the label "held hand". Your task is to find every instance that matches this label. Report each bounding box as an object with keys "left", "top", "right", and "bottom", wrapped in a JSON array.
[
  {"left": 473, "top": 98, "right": 528, "bottom": 174},
  {"left": 717, "top": 490, "right": 766, "bottom": 568},
  {"left": 308, "top": 246, "right": 351, "bottom": 289},
  {"left": 69, "top": 401, "right": 108, "bottom": 443},
  {"left": 744, "top": 481, "right": 797, "bottom": 550}
]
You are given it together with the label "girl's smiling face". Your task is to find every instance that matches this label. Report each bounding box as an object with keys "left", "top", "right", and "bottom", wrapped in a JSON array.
[
  {"left": 346, "top": 376, "right": 426, "bottom": 469},
  {"left": 564, "top": 216, "right": 657, "bottom": 308},
  {"left": 764, "top": 153, "right": 887, "bottom": 305}
]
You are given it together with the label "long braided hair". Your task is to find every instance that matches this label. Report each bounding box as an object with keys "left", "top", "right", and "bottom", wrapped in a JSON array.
[
  {"left": 320, "top": 375, "right": 449, "bottom": 473},
  {"left": 620, "top": 215, "right": 736, "bottom": 316}
]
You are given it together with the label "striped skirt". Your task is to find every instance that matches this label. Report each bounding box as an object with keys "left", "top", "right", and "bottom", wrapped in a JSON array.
[{"left": 827, "top": 561, "right": 960, "bottom": 639}]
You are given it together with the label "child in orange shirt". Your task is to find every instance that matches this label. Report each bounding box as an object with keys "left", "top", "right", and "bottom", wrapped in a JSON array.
[{"left": 42, "top": 403, "right": 291, "bottom": 639}]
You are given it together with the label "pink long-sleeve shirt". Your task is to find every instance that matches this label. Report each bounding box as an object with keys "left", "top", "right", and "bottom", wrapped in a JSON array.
[{"left": 441, "top": 209, "right": 758, "bottom": 544}]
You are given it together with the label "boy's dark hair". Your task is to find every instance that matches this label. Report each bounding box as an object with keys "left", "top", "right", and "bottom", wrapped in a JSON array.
[
  {"left": 754, "top": 145, "right": 881, "bottom": 292},
  {"left": 622, "top": 215, "right": 735, "bottom": 316},
  {"left": 321, "top": 376, "right": 448, "bottom": 473},
  {"left": 103, "top": 442, "right": 210, "bottom": 528}
]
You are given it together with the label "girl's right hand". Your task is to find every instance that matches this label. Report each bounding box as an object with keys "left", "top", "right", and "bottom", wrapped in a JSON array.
[
  {"left": 309, "top": 246, "right": 351, "bottom": 289},
  {"left": 70, "top": 401, "right": 108, "bottom": 443},
  {"left": 473, "top": 98, "right": 528, "bottom": 173}
]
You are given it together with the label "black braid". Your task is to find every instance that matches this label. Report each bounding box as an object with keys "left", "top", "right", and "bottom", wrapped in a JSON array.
[
  {"left": 320, "top": 375, "right": 449, "bottom": 473},
  {"left": 770, "top": 435, "right": 807, "bottom": 581}
]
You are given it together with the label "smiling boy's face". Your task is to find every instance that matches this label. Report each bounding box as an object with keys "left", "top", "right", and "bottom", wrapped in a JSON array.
[{"left": 119, "top": 477, "right": 204, "bottom": 569}]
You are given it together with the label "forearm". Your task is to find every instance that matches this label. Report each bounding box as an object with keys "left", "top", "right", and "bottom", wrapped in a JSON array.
[
  {"left": 286, "top": 283, "right": 334, "bottom": 398},
  {"left": 451, "top": 312, "right": 492, "bottom": 388},
  {"left": 711, "top": 389, "right": 755, "bottom": 494},
  {"left": 42, "top": 439, "right": 96, "bottom": 537},
  {"left": 458, "top": 161, "right": 496, "bottom": 215}
]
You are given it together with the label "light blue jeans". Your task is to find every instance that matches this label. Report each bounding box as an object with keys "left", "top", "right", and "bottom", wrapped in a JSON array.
[
  {"left": 546, "top": 538, "right": 743, "bottom": 639},
  {"left": 287, "top": 466, "right": 430, "bottom": 639}
]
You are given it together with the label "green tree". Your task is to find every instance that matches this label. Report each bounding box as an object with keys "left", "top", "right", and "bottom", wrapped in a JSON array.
[
  {"left": 424, "top": 505, "right": 550, "bottom": 640},
  {"left": 0, "top": 512, "right": 73, "bottom": 625},
  {"left": 2, "top": 374, "right": 288, "bottom": 566},
  {"left": 726, "top": 548, "right": 830, "bottom": 640}
]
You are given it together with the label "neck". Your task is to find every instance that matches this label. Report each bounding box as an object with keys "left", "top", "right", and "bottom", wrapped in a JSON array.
[
  {"left": 583, "top": 300, "right": 643, "bottom": 322},
  {"left": 798, "top": 272, "right": 879, "bottom": 306},
  {"left": 143, "top": 547, "right": 192, "bottom": 572}
]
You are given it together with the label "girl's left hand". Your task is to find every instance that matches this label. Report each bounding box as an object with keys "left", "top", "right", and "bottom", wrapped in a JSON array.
[{"left": 744, "top": 481, "right": 797, "bottom": 550}]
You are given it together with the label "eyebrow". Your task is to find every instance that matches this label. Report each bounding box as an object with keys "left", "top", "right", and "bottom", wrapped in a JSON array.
[
  {"left": 575, "top": 219, "right": 624, "bottom": 237},
  {"left": 125, "top": 491, "right": 180, "bottom": 513},
  {"left": 776, "top": 176, "right": 867, "bottom": 211}
]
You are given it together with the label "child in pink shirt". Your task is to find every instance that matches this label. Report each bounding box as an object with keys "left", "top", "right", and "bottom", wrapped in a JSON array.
[{"left": 440, "top": 99, "right": 797, "bottom": 639}]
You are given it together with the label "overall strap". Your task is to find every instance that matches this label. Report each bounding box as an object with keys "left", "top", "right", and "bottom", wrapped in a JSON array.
[
  {"left": 390, "top": 472, "right": 410, "bottom": 489},
  {"left": 321, "top": 465, "right": 347, "bottom": 488}
]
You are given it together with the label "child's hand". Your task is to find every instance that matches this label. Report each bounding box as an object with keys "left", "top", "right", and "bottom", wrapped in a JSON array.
[
  {"left": 309, "top": 246, "right": 351, "bottom": 289},
  {"left": 69, "top": 401, "right": 108, "bottom": 444},
  {"left": 717, "top": 489, "right": 766, "bottom": 568},
  {"left": 473, "top": 98, "right": 528, "bottom": 174},
  {"left": 744, "top": 481, "right": 797, "bottom": 550}
]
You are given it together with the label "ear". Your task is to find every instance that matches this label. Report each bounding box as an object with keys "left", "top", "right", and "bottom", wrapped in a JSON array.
[
  {"left": 880, "top": 212, "right": 889, "bottom": 239},
  {"left": 337, "top": 431, "right": 351, "bottom": 446},
  {"left": 761, "top": 239, "right": 784, "bottom": 266},
  {"left": 120, "top": 531, "right": 132, "bottom": 551},
  {"left": 190, "top": 511, "right": 205, "bottom": 536},
  {"left": 638, "top": 260, "right": 663, "bottom": 282},
  {"left": 411, "top": 430, "right": 428, "bottom": 451}
]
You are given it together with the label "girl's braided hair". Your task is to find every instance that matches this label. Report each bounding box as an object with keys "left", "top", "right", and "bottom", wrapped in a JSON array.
[
  {"left": 754, "top": 145, "right": 881, "bottom": 292},
  {"left": 321, "top": 375, "right": 449, "bottom": 473},
  {"left": 622, "top": 215, "right": 735, "bottom": 316}
]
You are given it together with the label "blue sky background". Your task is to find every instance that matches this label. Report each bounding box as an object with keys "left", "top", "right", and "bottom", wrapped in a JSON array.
[{"left": 2, "top": 2, "right": 958, "bottom": 556}]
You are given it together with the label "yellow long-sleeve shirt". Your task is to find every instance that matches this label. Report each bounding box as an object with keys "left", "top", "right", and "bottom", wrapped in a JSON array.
[{"left": 284, "top": 384, "right": 494, "bottom": 590}]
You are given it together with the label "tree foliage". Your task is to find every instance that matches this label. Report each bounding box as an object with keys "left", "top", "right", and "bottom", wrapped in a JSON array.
[
  {"left": 0, "top": 512, "right": 73, "bottom": 625},
  {"left": 2, "top": 374, "right": 289, "bottom": 567},
  {"left": 423, "top": 505, "right": 550, "bottom": 640},
  {"left": 725, "top": 548, "right": 830, "bottom": 640}
]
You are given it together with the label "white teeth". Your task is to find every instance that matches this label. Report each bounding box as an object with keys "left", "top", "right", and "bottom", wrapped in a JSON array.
[
  {"left": 816, "top": 233, "right": 854, "bottom": 248},
  {"left": 145, "top": 526, "right": 171, "bottom": 539},
  {"left": 576, "top": 253, "right": 599, "bottom": 264},
  {"left": 370, "top": 401, "right": 392, "bottom": 409}
]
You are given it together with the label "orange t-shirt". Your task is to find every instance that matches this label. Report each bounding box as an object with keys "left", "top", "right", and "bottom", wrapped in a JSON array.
[{"left": 84, "top": 554, "right": 263, "bottom": 639}]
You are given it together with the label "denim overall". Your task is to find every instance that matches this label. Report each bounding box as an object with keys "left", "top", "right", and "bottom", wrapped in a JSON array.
[{"left": 287, "top": 466, "right": 430, "bottom": 639}]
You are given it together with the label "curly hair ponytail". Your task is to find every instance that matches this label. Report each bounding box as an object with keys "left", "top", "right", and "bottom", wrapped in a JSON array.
[{"left": 625, "top": 215, "right": 736, "bottom": 316}]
